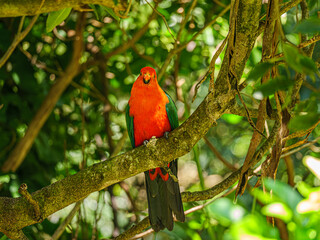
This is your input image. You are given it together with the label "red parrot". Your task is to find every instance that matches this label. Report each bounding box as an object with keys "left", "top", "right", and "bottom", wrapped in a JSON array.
[{"left": 126, "top": 66, "right": 185, "bottom": 231}]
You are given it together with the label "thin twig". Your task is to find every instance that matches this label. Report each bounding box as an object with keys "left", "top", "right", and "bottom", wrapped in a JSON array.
[
  {"left": 158, "top": 4, "right": 231, "bottom": 81},
  {"left": 145, "top": 0, "right": 177, "bottom": 43},
  {"left": 110, "top": 131, "right": 129, "bottom": 158},
  {"left": 303, "top": 81, "right": 320, "bottom": 93},
  {"left": 70, "top": 81, "right": 108, "bottom": 103},
  {"left": 203, "top": 136, "right": 238, "bottom": 171},
  {"left": 259, "top": 0, "right": 302, "bottom": 21},
  {"left": 281, "top": 136, "right": 320, "bottom": 158},
  {"left": 192, "top": 34, "right": 229, "bottom": 102},
  {"left": 175, "top": 4, "right": 231, "bottom": 53},
  {"left": 131, "top": 45, "right": 159, "bottom": 69},
  {"left": 272, "top": 35, "right": 320, "bottom": 59},
  {"left": 52, "top": 201, "right": 82, "bottom": 240},
  {"left": 119, "top": 181, "right": 139, "bottom": 223},
  {"left": 80, "top": 93, "right": 86, "bottom": 169},
  {"left": 283, "top": 119, "right": 320, "bottom": 142},
  {"left": 18, "top": 183, "right": 41, "bottom": 221},
  {"left": 124, "top": 0, "right": 133, "bottom": 16},
  {"left": 236, "top": 88, "right": 268, "bottom": 139},
  {"left": 0, "top": 15, "right": 39, "bottom": 69},
  {"left": 105, "top": 9, "right": 158, "bottom": 59},
  {"left": 92, "top": 192, "right": 103, "bottom": 239},
  {"left": 17, "top": 16, "right": 26, "bottom": 33},
  {"left": 176, "top": 0, "right": 198, "bottom": 42},
  {"left": 213, "top": 0, "right": 227, "bottom": 7},
  {"left": 18, "top": 45, "right": 62, "bottom": 75}
]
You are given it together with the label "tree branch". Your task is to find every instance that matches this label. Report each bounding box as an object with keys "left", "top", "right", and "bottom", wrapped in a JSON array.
[
  {"left": 1, "top": 12, "right": 85, "bottom": 173},
  {"left": 1, "top": 5, "right": 159, "bottom": 173},
  {"left": 0, "top": 86, "right": 233, "bottom": 236},
  {"left": 158, "top": 4, "right": 231, "bottom": 81},
  {"left": 0, "top": 15, "right": 38, "bottom": 69},
  {"left": 203, "top": 136, "right": 238, "bottom": 171},
  {"left": 235, "top": 0, "right": 277, "bottom": 197},
  {"left": 0, "top": 0, "right": 266, "bottom": 237},
  {"left": 0, "top": 0, "right": 126, "bottom": 17},
  {"left": 104, "top": 9, "right": 158, "bottom": 59},
  {"left": 114, "top": 115, "right": 281, "bottom": 239},
  {"left": 51, "top": 201, "right": 82, "bottom": 240}
]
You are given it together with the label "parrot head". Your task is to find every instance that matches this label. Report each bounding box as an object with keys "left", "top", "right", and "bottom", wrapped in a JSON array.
[{"left": 139, "top": 66, "right": 157, "bottom": 85}]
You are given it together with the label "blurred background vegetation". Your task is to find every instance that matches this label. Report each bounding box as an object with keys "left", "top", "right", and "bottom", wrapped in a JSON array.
[{"left": 0, "top": 0, "right": 320, "bottom": 239}]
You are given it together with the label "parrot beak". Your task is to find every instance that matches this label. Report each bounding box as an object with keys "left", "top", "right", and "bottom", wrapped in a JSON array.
[{"left": 143, "top": 73, "right": 151, "bottom": 84}]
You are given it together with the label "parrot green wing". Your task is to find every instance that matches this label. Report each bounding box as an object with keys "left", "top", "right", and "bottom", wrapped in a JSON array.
[
  {"left": 165, "top": 92, "right": 179, "bottom": 130},
  {"left": 125, "top": 104, "right": 135, "bottom": 148}
]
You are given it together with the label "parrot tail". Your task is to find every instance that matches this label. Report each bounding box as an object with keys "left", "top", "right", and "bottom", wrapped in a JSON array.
[{"left": 144, "top": 159, "right": 185, "bottom": 232}]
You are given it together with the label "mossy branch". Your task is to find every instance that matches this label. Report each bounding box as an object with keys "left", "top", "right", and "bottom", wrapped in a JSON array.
[
  {"left": 0, "top": 87, "right": 233, "bottom": 237},
  {"left": 0, "top": 0, "right": 126, "bottom": 18},
  {"left": 0, "top": 0, "right": 263, "bottom": 237},
  {"left": 114, "top": 115, "right": 281, "bottom": 239}
]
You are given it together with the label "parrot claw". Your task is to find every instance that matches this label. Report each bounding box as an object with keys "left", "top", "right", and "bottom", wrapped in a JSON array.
[
  {"left": 143, "top": 140, "right": 149, "bottom": 146},
  {"left": 164, "top": 131, "right": 169, "bottom": 139}
]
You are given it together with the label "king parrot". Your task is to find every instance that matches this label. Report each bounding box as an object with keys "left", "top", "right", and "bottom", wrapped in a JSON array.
[{"left": 126, "top": 66, "right": 185, "bottom": 231}]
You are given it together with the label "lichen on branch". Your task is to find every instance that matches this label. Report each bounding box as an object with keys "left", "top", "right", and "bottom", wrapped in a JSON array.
[
  {"left": 0, "top": 0, "right": 126, "bottom": 18},
  {"left": 0, "top": 0, "right": 268, "bottom": 238}
]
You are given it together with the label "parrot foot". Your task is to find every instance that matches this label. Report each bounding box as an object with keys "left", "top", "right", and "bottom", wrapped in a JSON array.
[
  {"left": 143, "top": 140, "right": 149, "bottom": 146},
  {"left": 144, "top": 136, "right": 157, "bottom": 147},
  {"left": 163, "top": 166, "right": 179, "bottom": 183},
  {"left": 164, "top": 131, "right": 169, "bottom": 139}
]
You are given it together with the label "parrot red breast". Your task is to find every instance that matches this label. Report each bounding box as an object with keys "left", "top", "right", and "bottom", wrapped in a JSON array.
[{"left": 126, "top": 66, "right": 185, "bottom": 231}]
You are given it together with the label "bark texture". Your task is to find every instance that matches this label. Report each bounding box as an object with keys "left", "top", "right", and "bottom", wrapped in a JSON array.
[
  {"left": 0, "top": 0, "right": 126, "bottom": 17},
  {"left": 0, "top": 0, "right": 288, "bottom": 238}
]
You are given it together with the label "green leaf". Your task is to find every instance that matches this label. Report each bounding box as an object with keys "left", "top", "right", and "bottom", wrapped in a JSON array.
[
  {"left": 294, "top": 96, "right": 319, "bottom": 113},
  {"left": 251, "top": 188, "right": 276, "bottom": 205},
  {"left": 299, "top": 56, "right": 318, "bottom": 75},
  {"left": 254, "top": 75, "right": 294, "bottom": 98},
  {"left": 307, "top": 0, "right": 318, "bottom": 10},
  {"left": 283, "top": 43, "right": 318, "bottom": 75},
  {"left": 229, "top": 214, "right": 280, "bottom": 239},
  {"left": 188, "top": 220, "right": 203, "bottom": 230},
  {"left": 222, "top": 114, "right": 243, "bottom": 124},
  {"left": 295, "top": 18, "right": 320, "bottom": 34},
  {"left": 207, "top": 198, "right": 246, "bottom": 226},
  {"left": 289, "top": 112, "right": 320, "bottom": 131},
  {"left": 297, "top": 181, "right": 320, "bottom": 198},
  {"left": 247, "top": 62, "right": 274, "bottom": 82},
  {"left": 283, "top": 44, "right": 302, "bottom": 72},
  {"left": 89, "top": 4, "right": 111, "bottom": 21},
  {"left": 261, "top": 202, "right": 293, "bottom": 222},
  {"left": 263, "top": 178, "right": 303, "bottom": 211},
  {"left": 89, "top": 4, "right": 100, "bottom": 20},
  {"left": 102, "top": 6, "right": 120, "bottom": 21},
  {"left": 0, "top": 235, "right": 7, "bottom": 240},
  {"left": 46, "top": 8, "right": 72, "bottom": 32}
]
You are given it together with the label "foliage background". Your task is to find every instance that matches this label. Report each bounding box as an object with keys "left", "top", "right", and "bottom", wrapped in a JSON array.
[{"left": 0, "top": 0, "right": 320, "bottom": 239}]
